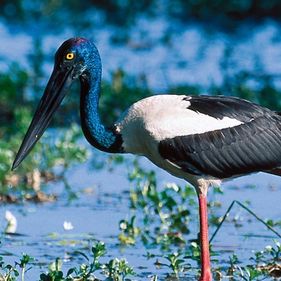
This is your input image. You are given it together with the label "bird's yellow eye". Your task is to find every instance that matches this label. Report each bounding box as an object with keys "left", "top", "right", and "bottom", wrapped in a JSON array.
[{"left": 66, "top": 52, "right": 75, "bottom": 60}]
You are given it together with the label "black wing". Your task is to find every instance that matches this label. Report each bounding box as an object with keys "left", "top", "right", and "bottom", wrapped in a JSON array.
[
  {"left": 159, "top": 115, "right": 281, "bottom": 179},
  {"left": 184, "top": 95, "right": 275, "bottom": 122}
]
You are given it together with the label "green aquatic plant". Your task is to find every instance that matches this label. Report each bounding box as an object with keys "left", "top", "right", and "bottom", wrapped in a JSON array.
[
  {"left": 0, "top": 256, "right": 19, "bottom": 281},
  {"left": 213, "top": 242, "right": 281, "bottom": 280},
  {"left": 102, "top": 258, "right": 135, "bottom": 281},
  {"left": 185, "top": 242, "right": 201, "bottom": 263},
  {"left": 17, "top": 254, "right": 33, "bottom": 281},
  {"left": 251, "top": 240, "right": 281, "bottom": 268},
  {"left": 235, "top": 266, "right": 264, "bottom": 281},
  {"left": 119, "top": 159, "right": 196, "bottom": 248},
  {"left": 39, "top": 241, "right": 135, "bottom": 281},
  {"left": 0, "top": 254, "right": 34, "bottom": 281},
  {"left": 163, "top": 252, "right": 186, "bottom": 278},
  {"left": 118, "top": 161, "right": 281, "bottom": 279},
  {"left": 39, "top": 258, "right": 64, "bottom": 281}
]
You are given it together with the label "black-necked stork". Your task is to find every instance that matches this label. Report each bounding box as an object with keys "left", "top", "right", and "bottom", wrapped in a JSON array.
[{"left": 12, "top": 38, "right": 281, "bottom": 281}]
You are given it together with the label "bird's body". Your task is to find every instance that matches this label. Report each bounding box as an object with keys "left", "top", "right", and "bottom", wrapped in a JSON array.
[
  {"left": 115, "top": 95, "right": 231, "bottom": 187},
  {"left": 13, "top": 38, "right": 281, "bottom": 281},
  {"left": 115, "top": 94, "right": 281, "bottom": 189}
]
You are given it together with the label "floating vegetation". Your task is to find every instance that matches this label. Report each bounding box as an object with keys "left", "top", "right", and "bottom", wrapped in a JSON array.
[
  {"left": 118, "top": 159, "right": 196, "bottom": 249},
  {"left": 0, "top": 242, "right": 135, "bottom": 281},
  {"left": 216, "top": 241, "right": 281, "bottom": 280},
  {"left": 1, "top": 240, "right": 280, "bottom": 280}
]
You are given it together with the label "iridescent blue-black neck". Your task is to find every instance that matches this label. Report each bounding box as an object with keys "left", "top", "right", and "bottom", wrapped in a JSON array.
[{"left": 79, "top": 43, "right": 123, "bottom": 153}]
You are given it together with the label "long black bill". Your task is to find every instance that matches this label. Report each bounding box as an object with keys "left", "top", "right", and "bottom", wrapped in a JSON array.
[{"left": 12, "top": 66, "right": 74, "bottom": 170}]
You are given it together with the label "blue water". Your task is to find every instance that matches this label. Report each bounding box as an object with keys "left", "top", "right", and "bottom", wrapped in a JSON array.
[
  {"left": 1, "top": 19, "right": 281, "bottom": 91},
  {"left": 0, "top": 145, "right": 281, "bottom": 280}
]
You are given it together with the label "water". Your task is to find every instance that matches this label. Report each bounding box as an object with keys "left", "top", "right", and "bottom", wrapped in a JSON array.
[
  {"left": 1, "top": 8, "right": 281, "bottom": 280},
  {"left": 1, "top": 17, "right": 281, "bottom": 91},
  {"left": 1, "top": 147, "right": 281, "bottom": 280}
]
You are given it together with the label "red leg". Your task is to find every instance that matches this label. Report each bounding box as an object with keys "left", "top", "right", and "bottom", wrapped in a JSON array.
[{"left": 198, "top": 194, "right": 212, "bottom": 281}]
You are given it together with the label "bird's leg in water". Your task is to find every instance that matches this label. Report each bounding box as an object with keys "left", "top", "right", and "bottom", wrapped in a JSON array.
[{"left": 198, "top": 193, "right": 212, "bottom": 281}]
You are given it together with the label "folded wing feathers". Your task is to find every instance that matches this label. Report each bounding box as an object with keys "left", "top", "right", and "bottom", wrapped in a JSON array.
[{"left": 159, "top": 116, "right": 281, "bottom": 178}]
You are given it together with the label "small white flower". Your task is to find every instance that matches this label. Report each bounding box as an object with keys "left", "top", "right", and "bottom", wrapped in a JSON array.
[
  {"left": 5, "top": 210, "right": 17, "bottom": 233},
  {"left": 119, "top": 221, "right": 127, "bottom": 230},
  {"left": 63, "top": 221, "right": 74, "bottom": 231},
  {"left": 265, "top": 245, "right": 273, "bottom": 251}
]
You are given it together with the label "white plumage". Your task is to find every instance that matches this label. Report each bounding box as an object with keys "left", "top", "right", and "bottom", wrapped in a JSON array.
[
  {"left": 117, "top": 95, "right": 242, "bottom": 153},
  {"left": 116, "top": 94, "right": 242, "bottom": 187}
]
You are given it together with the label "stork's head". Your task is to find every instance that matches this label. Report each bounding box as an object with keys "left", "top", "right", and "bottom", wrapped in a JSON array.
[
  {"left": 12, "top": 38, "right": 101, "bottom": 170},
  {"left": 54, "top": 37, "right": 101, "bottom": 80}
]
